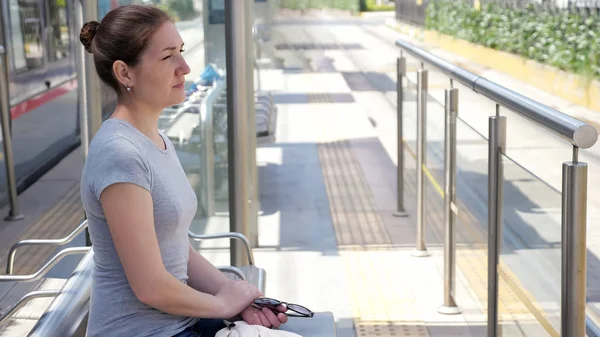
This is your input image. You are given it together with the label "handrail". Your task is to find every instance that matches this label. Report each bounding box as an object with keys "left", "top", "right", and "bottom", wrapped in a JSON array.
[
  {"left": 218, "top": 266, "right": 247, "bottom": 280},
  {"left": 0, "top": 290, "right": 60, "bottom": 325},
  {"left": 7, "top": 220, "right": 89, "bottom": 274},
  {"left": 188, "top": 231, "right": 255, "bottom": 265},
  {"left": 27, "top": 251, "right": 94, "bottom": 337},
  {"left": 395, "top": 38, "right": 598, "bottom": 149},
  {"left": 0, "top": 247, "right": 90, "bottom": 282}
]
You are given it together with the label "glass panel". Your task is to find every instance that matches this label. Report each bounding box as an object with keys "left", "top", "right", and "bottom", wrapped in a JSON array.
[
  {"left": 453, "top": 108, "right": 490, "bottom": 330},
  {"left": 47, "top": 0, "right": 70, "bottom": 62},
  {"left": 498, "top": 153, "right": 561, "bottom": 336},
  {"left": 7, "top": 0, "right": 27, "bottom": 70},
  {"left": 10, "top": 0, "right": 44, "bottom": 71},
  {"left": 12, "top": 86, "right": 80, "bottom": 189},
  {"left": 167, "top": 1, "right": 232, "bottom": 266},
  {"left": 401, "top": 70, "right": 418, "bottom": 156}
]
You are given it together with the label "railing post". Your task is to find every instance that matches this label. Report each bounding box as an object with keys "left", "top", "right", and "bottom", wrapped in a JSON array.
[
  {"left": 225, "top": 0, "right": 252, "bottom": 266},
  {"left": 438, "top": 88, "right": 461, "bottom": 315},
  {"left": 0, "top": 45, "right": 23, "bottom": 221},
  {"left": 412, "top": 69, "right": 430, "bottom": 258},
  {"left": 487, "top": 111, "right": 506, "bottom": 337},
  {"left": 394, "top": 55, "right": 409, "bottom": 218},
  {"left": 561, "top": 147, "right": 587, "bottom": 337}
]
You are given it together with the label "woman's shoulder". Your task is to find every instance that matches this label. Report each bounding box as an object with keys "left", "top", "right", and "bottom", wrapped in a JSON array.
[
  {"left": 82, "top": 121, "right": 153, "bottom": 200},
  {"left": 89, "top": 120, "right": 144, "bottom": 158}
]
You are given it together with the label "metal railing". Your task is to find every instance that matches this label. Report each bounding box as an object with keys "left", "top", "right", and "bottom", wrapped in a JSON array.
[
  {"left": 188, "top": 230, "right": 255, "bottom": 266},
  {"left": 6, "top": 220, "right": 89, "bottom": 274},
  {"left": 0, "top": 247, "right": 90, "bottom": 282},
  {"left": 0, "top": 290, "right": 60, "bottom": 326},
  {"left": 0, "top": 219, "right": 90, "bottom": 327},
  {"left": 394, "top": 37, "right": 598, "bottom": 337}
]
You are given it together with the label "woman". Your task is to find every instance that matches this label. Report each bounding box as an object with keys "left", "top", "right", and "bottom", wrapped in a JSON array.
[{"left": 79, "top": 5, "right": 287, "bottom": 337}]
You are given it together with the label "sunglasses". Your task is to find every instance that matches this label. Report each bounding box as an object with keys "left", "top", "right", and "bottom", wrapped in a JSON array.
[{"left": 252, "top": 297, "right": 314, "bottom": 318}]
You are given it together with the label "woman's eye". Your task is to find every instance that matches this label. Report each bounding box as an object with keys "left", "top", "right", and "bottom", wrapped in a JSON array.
[
  {"left": 180, "top": 49, "right": 185, "bottom": 53},
  {"left": 162, "top": 55, "right": 171, "bottom": 60}
]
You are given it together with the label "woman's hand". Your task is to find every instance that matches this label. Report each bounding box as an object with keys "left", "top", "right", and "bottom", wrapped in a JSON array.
[
  {"left": 215, "top": 280, "right": 261, "bottom": 318},
  {"left": 240, "top": 304, "right": 288, "bottom": 328}
]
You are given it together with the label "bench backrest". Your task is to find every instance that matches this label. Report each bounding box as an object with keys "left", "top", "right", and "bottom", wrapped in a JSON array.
[{"left": 27, "top": 251, "right": 93, "bottom": 337}]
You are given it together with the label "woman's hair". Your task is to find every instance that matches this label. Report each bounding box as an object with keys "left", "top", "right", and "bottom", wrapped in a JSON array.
[{"left": 79, "top": 5, "right": 172, "bottom": 94}]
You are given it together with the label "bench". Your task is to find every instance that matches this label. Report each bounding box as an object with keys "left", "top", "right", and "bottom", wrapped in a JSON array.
[
  {"left": 20, "top": 231, "right": 336, "bottom": 337},
  {"left": 187, "top": 231, "right": 266, "bottom": 293}
]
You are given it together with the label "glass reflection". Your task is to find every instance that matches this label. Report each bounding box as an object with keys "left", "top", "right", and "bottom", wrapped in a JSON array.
[{"left": 162, "top": 4, "right": 230, "bottom": 242}]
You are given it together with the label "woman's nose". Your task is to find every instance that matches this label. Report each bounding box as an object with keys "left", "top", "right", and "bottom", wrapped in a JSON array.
[{"left": 177, "top": 58, "right": 191, "bottom": 76}]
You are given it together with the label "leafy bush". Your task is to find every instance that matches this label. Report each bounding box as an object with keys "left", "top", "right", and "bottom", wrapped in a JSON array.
[
  {"left": 163, "top": 0, "right": 199, "bottom": 21},
  {"left": 425, "top": 0, "right": 600, "bottom": 79},
  {"left": 360, "top": 0, "right": 395, "bottom": 11},
  {"left": 279, "top": 0, "right": 360, "bottom": 11}
]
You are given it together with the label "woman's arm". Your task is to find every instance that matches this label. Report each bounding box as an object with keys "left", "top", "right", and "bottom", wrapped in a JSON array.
[
  {"left": 187, "top": 245, "right": 233, "bottom": 295},
  {"left": 100, "top": 182, "right": 260, "bottom": 318}
]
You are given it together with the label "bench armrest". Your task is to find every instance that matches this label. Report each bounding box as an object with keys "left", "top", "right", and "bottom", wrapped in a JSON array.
[
  {"left": 217, "top": 266, "right": 246, "bottom": 280},
  {"left": 188, "top": 231, "right": 255, "bottom": 265}
]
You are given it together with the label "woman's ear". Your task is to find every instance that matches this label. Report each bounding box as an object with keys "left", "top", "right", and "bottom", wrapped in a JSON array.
[{"left": 113, "top": 60, "right": 134, "bottom": 88}]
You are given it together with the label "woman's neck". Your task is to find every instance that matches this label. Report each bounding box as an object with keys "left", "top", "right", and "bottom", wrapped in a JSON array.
[{"left": 111, "top": 100, "right": 163, "bottom": 141}]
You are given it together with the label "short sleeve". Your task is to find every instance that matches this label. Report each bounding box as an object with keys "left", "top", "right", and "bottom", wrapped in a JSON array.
[{"left": 90, "top": 136, "right": 152, "bottom": 200}]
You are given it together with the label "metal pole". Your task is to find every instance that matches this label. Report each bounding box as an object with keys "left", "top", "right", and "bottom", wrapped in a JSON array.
[
  {"left": 394, "top": 56, "right": 408, "bottom": 218},
  {"left": 80, "top": 0, "right": 101, "bottom": 247},
  {"left": 82, "top": 0, "right": 102, "bottom": 142},
  {"left": 487, "top": 114, "right": 506, "bottom": 337},
  {"left": 75, "top": 0, "right": 88, "bottom": 158},
  {"left": 74, "top": 0, "right": 90, "bottom": 246},
  {"left": 561, "top": 148, "right": 587, "bottom": 337},
  {"left": 438, "top": 88, "right": 461, "bottom": 315},
  {"left": 246, "top": 4, "right": 259, "bottom": 248},
  {"left": 0, "top": 46, "right": 23, "bottom": 221},
  {"left": 225, "top": 0, "right": 251, "bottom": 266},
  {"left": 412, "top": 69, "right": 429, "bottom": 257}
]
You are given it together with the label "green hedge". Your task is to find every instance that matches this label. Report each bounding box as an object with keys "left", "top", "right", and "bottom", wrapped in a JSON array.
[
  {"left": 360, "top": 0, "right": 395, "bottom": 11},
  {"left": 278, "top": 0, "right": 360, "bottom": 11},
  {"left": 425, "top": 1, "right": 600, "bottom": 79},
  {"left": 277, "top": 0, "right": 395, "bottom": 11}
]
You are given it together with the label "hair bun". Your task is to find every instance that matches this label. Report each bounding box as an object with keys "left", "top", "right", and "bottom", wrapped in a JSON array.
[{"left": 80, "top": 21, "right": 100, "bottom": 53}]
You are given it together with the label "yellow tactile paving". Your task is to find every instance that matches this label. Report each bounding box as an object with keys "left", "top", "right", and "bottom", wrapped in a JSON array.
[
  {"left": 314, "top": 116, "right": 558, "bottom": 336},
  {"left": 313, "top": 105, "right": 431, "bottom": 336}
]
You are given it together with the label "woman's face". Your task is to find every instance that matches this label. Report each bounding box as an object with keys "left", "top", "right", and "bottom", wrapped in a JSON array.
[{"left": 130, "top": 21, "right": 190, "bottom": 110}]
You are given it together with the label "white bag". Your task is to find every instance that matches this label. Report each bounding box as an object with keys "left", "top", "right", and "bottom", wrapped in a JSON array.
[{"left": 215, "top": 321, "right": 302, "bottom": 337}]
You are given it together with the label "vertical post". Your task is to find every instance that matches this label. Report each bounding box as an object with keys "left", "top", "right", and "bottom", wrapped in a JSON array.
[
  {"left": 487, "top": 113, "right": 506, "bottom": 337},
  {"left": 246, "top": 4, "right": 259, "bottom": 248},
  {"left": 438, "top": 88, "right": 461, "bottom": 315},
  {"left": 225, "top": 0, "right": 251, "bottom": 266},
  {"left": 80, "top": 0, "right": 101, "bottom": 247},
  {"left": 75, "top": 0, "right": 88, "bottom": 158},
  {"left": 561, "top": 147, "right": 587, "bottom": 337},
  {"left": 412, "top": 69, "right": 429, "bottom": 258},
  {"left": 203, "top": 100, "right": 217, "bottom": 217},
  {"left": 394, "top": 55, "right": 408, "bottom": 218},
  {"left": 0, "top": 46, "right": 23, "bottom": 221},
  {"left": 82, "top": 0, "right": 102, "bottom": 143}
]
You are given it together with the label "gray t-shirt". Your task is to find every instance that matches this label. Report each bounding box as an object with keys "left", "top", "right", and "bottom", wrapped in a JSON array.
[{"left": 81, "top": 118, "right": 199, "bottom": 337}]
